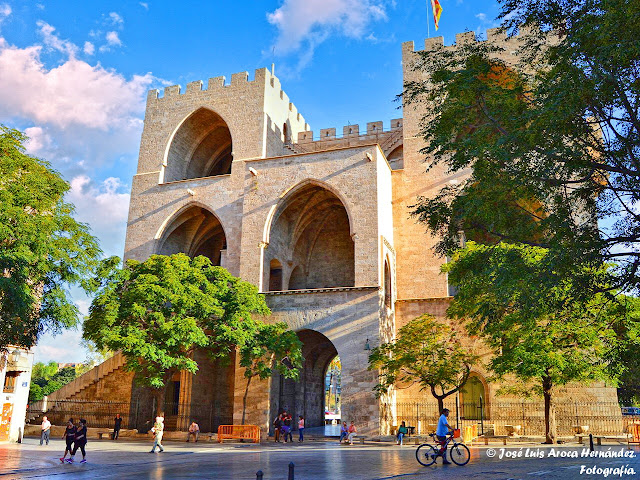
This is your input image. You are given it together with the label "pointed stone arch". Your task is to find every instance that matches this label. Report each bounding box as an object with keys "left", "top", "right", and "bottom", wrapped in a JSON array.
[
  {"left": 162, "top": 107, "right": 233, "bottom": 183},
  {"left": 155, "top": 203, "right": 228, "bottom": 266},
  {"left": 262, "top": 180, "right": 355, "bottom": 290}
]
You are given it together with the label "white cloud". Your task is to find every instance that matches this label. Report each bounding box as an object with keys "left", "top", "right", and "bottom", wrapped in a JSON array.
[
  {"left": 67, "top": 175, "right": 131, "bottom": 257},
  {"left": 139, "top": 2, "right": 149, "bottom": 10},
  {"left": 33, "top": 329, "right": 86, "bottom": 363},
  {"left": 37, "top": 21, "right": 78, "bottom": 56},
  {"left": 99, "top": 30, "right": 122, "bottom": 52},
  {"left": 83, "top": 41, "right": 95, "bottom": 55},
  {"left": 267, "top": 0, "right": 388, "bottom": 71},
  {"left": 475, "top": 13, "right": 487, "bottom": 22},
  {"left": 0, "top": 3, "right": 10, "bottom": 21},
  {"left": 108, "top": 12, "right": 124, "bottom": 27},
  {"left": 0, "top": 36, "right": 152, "bottom": 130},
  {"left": 105, "top": 31, "right": 121, "bottom": 46}
]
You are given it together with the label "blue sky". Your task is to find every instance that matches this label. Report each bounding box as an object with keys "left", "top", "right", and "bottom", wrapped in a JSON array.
[{"left": 0, "top": 0, "right": 503, "bottom": 363}]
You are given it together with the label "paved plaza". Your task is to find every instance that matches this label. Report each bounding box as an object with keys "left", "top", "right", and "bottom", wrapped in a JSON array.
[{"left": 0, "top": 437, "right": 638, "bottom": 480}]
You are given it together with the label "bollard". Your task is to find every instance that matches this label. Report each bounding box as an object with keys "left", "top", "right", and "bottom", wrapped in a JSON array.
[
  {"left": 288, "top": 462, "right": 295, "bottom": 480},
  {"left": 256, "top": 470, "right": 263, "bottom": 480},
  {"left": 589, "top": 433, "right": 594, "bottom": 452}
]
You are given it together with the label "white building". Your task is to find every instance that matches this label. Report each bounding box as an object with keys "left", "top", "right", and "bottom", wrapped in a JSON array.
[{"left": 0, "top": 347, "right": 34, "bottom": 442}]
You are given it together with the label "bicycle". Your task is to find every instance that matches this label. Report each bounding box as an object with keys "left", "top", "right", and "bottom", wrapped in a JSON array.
[{"left": 415, "top": 431, "right": 471, "bottom": 466}]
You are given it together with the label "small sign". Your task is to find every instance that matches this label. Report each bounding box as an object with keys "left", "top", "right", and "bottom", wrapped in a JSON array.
[{"left": 21, "top": 382, "right": 28, "bottom": 388}]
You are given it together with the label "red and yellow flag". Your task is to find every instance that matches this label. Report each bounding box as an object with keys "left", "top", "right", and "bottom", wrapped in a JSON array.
[{"left": 430, "top": 0, "right": 443, "bottom": 31}]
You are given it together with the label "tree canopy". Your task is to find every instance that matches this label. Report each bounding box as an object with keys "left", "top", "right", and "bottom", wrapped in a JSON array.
[
  {"left": 444, "top": 242, "right": 634, "bottom": 442},
  {"left": 0, "top": 126, "right": 101, "bottom": 350},
  {"left": 368, "top": 314, "right": 479, "bottom": 413},
  {"left": 405, "top": 0, "right": 640, "bottom": 296},
  {"left": 83, "top": 254, "right": 302, "bottom": 414}
]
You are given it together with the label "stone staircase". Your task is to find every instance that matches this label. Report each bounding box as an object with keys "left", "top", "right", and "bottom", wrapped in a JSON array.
[
  {"left": 47, "top": 352, "right": 125, "bottom": 401},
  {"left": 379, "top": 128, "right": 403, "bottom": 156},
  {"left": 283, "top": 142, "right": 303, "bottom": 155}
]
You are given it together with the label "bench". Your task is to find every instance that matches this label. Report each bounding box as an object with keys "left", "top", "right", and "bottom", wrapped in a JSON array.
[
  {"left": 217, "top": 425, "right": 260, "bottom": 444},
  {"left": 576, "top": 435, "right": 627, "bottom": 446},
  {"left": 96, "top": 430, "right": 113, "bottom": 440},
  {"left": 480, "top": 435, "right": 509, "bottom": 445}
]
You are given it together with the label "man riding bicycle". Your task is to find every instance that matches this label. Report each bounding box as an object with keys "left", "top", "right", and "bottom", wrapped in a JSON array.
[{"left": 436, "top": 408, "right": 454, "bottom": 465}]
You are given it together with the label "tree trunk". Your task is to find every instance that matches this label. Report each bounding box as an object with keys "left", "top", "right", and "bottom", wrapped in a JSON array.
[
  {"left": 436, "top": 396, "right": 444, "bottom": 415},
  {"left": 152, "top": 386, "right": 169, "bottom": 418},
  {"left": 542, "top": 375, "right": 556, "bottom": 444},
  {"left": 242, "top": 375, "right": 252, "bottom": 425}
]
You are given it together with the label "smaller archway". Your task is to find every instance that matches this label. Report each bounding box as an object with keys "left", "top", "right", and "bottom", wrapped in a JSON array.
[
  {"left": 324, "top": 356, "right": 341, "bottom": 423},
  {"left": 269, "top": 259, "right": 283, "bottom": 291},
  {"left": 460, "top": 373, "right": 488, "bottom": 420},
  {"left": 156, "top": 206, "right": 227, "bottom": 266},
  {"left": 384, "top": 260, "right": 392, "bottom": 308}
]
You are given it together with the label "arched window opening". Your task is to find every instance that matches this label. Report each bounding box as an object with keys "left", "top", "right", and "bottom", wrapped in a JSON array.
[
  {"left": 460, "top": 374, "right": 487, "bottom": 420},
  {"left": 288, "top": 265, "right": 305, "bottom": 290},
  {"left": 384, "top": 260, "right": 392, "bottom": 308},
  {"left": 387, "top": 145, "right": 403, "bottom": 170},
  {"left": 283, "top": 123, "right": 290, "bottom": 143},
  {"left": 324, "top": 356, "right": 341, "bottom": 424},
  {"left": 266, "top": 183, "right": 354, "bottom": 290},
  {"left": 157, "top": 206, "right": 226, "bottom": 266},
  {"left": 164, "top": 108, "right": 233, "bottom": 183},
  {"left": 269, "top": 259, "right": 283, "bottom": 291}
]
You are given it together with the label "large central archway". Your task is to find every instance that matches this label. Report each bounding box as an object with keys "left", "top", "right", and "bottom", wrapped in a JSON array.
[
  {"left": 156, "top": 205, "right": 227, "bottom": 266},
  {"left": 163, "top": 108, "right": 233, "bottom": 182},
  {"left": 271, "top": 330, "right": 339, "bottom": 431},
  {"left": 265, "top": 182, "right": 355, "bottom": 291}
]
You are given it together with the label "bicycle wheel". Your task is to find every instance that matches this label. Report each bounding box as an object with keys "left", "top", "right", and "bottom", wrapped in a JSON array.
[
  {"left": 415, "top": 444, "right": 439, "bottom": 467},
  {"left": 449, "top": 442, "right": 471, "bottom": 466}
]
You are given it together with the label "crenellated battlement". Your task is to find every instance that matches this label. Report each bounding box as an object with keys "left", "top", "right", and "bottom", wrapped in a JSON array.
[
  {"left": 402, "top": 24, "right": 547, "bottom": 55},
  {"left": 297, "top": 118, "right": 402, "bottom": 144},
  {"left": 145, "top": 67, "right": 307, "bottom": 127}
]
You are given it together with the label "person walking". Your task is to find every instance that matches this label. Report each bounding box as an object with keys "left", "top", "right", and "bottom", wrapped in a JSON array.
[
  {"left": 281, "top": 412, "right": 290, "bottom": 443},
  {"left": 150, "top": 416, "right": 165, "bottom": 453},
  {"left": 113, "top": 414, "right": 122, "bottom": 440},
  {"left": 347, "top": 421, "right": 357, "bottom": 445},
  {"left": 339, "top": 421, "right": 348, "bottom": 443},
  {"left": 298, "top": 416, "right": 305, "bottom": 443},
  {"left": 59, "top": 418, "right": 76, "bottom": 463},
  {"left": 396, "top": 421, "right": 408, "bottom": 445},
  {"left": 67, "top": 419, "right": 88, "bottom": 463},
  {"left": 273, "top": 413, "right": 282, "bottom": 443},
  {"left": 187, "top": 421, "right": 200, "bottom": 442},
  {"left": 40, "top": 416, "right": 51, "bottom": 446}
]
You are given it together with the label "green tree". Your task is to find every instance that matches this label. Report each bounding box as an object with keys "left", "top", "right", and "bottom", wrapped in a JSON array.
[
  {"left": 444, "top": 242, "right": 631, "bottom": 443},
  {"left": 404, "top": 0, "right": 640, "bottom": 296},
  {"left": 83, "top": 253, "right": 302, "bottom": 416},
  {"left": 0, "top": 126, "right": 101, "bottom": 350},
  {"left": 368, "top": 314, "right": 479, "bottom": 413}
]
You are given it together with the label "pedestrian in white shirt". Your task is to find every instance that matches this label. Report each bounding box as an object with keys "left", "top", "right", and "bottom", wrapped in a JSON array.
[{"left": 40, "top": 416, "right": 51, "bottom": 446}]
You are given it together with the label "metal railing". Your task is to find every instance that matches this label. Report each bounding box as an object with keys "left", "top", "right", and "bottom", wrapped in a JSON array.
[
  {"left": 395, "top": 400, "right": 635, "bottom": 437},
  {"left": 26, "top": 399, "right": 233, "bottom": 434}
]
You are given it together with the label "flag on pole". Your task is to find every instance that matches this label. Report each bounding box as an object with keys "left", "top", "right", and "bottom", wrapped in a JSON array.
[{"left": 430, "top": 0, "right": 443, "bottom": 31}]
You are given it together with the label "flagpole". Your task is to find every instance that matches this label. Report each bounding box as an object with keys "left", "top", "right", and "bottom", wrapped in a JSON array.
[{"left": 427, "top": 1, "right": 430, "bottom": 38}]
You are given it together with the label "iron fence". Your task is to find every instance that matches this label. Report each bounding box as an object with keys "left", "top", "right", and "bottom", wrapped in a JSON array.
[
  {"left": 26, "top": 399, "right": 232, "bottom": 434},
  {"left": 395, "top": 401, "right": 637, "bottom": 437}
]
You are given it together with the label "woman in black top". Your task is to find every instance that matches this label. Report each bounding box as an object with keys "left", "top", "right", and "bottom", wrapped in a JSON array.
[
  {"left": 68, "top": 419, "right": 87, "bottom": 463},
  {"left": 59, "top": 418, "right": 76, "bottom": 463}
]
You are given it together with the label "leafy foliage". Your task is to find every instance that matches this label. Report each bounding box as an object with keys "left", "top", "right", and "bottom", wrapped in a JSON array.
[
  {"left": 0, "top": 126, "right": 101, "bottom": 350},
  {"left": 444, "top": 242, "right": 635, "bottom": 442},
  {"left": 368, "top": 314, "right": 479, "bottom": 412},
  {"left": 405, "top": 0, "right": 640, "bottom": 296},
  {"left": 83, "top": 254, "right": 302, "bottom": 412},
  {"left": 29, "top": 362, "right": 80, "bottom": 402}
]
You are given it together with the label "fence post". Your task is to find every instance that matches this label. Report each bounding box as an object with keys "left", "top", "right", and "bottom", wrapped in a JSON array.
[
  {"left": 479, "top": 397, "right": 484, "bottom": 436},
  {"left": 521, "top": 401, "right": 525, "bottom": 436},
  {"left": 256, "top": 470, "right": 263, "bottom": 480},
  {"left": 288, "top": 462, "right": 294, "bottom": 480},
  {"left": 589, "top": 433, "right": 594, "bottom": 452},
  {"left": 455, "top": 396, "right": 459, "bottom": 430}
]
